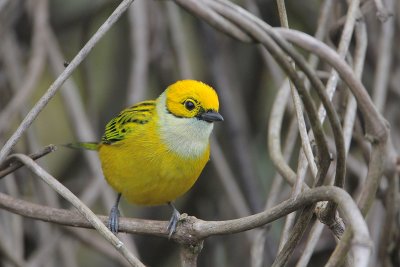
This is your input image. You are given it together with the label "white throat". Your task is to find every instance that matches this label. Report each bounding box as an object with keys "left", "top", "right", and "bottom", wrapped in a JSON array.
[{"left": 157, "top": 93, "right": 213, "bottom": 158}]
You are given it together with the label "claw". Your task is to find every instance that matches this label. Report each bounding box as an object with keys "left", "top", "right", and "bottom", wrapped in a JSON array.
[
  {"left": 167, "top": 202, "right": 181, "bottom": 238},
  {"left": 108, "top": 193, "right": 122, "bottom": 234}
]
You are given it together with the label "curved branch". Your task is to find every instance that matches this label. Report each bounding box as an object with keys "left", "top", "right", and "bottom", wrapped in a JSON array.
[{"left": 0, "top": 186, "right": 371, "bottom": 267}]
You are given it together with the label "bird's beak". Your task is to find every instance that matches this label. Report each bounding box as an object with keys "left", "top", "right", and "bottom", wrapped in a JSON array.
[{"left": 198, "top": 110, "right": 224, "bottom": 123}]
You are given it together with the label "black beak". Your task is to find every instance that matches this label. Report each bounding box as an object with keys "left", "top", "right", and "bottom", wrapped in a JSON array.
[{"left": 198, "top": 110, "right": 224, "bottom": 123}]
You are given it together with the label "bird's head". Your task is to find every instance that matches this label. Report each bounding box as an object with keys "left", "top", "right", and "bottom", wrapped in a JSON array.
[
  {"left": 156, "top": 80, "right": 223, "bottom": 158},
  {"left": 164, "top": 80, "right": 223, "bottom": 123}
]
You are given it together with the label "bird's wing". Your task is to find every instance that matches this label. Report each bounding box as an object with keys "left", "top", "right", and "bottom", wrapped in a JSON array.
[{"left": 101, "top": 100, "right": 156, "bottom": 144}]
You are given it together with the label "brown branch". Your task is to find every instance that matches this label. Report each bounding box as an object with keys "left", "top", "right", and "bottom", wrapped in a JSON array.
[
  {"left": 0, "top": 184, "right": 372, "bottom": 267},
  {"left": 0, "top": 186, "right": 369, "bottom": 244},
  {"left": 0, "top": 144, "right": 56, "bottom": 178}
]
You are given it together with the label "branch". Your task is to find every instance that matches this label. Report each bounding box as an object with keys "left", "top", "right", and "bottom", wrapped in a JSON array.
[
  {"left": 0, "top": 144, "right": 56, "bottom": 178},
  {"left": 0, "top": 185, "right": 371, "bottom": 266}
]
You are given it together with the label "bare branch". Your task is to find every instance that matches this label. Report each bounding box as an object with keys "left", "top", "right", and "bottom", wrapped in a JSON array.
[
  {"left": 0, "top": 144, "right": 56, "bottom": 178},
  {"left": 0, "top": 185, "right": 371, "bottom": 263}
]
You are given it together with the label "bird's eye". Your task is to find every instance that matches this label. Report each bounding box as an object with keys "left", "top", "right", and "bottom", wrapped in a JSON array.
[{"left": 184, "top": 100, "right": 196, "bottom": 111}]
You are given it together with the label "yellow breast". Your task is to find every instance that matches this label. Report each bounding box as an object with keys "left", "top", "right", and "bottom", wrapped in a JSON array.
[{"left": 98, "top": 117, "right": 210, "bottom": 206}]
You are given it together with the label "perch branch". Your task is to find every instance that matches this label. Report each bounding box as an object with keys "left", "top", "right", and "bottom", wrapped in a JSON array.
[{"left": 0, "top": 185, "right": 371, "bottom": 267}]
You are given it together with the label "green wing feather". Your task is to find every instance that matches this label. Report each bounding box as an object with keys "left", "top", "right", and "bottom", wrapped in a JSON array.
[{"left": 101, "top": 100, "right": 156, "bottom": 144}]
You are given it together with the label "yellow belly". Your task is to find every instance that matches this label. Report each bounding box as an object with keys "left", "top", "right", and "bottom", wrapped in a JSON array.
[{"left": 98, "top": 132, "right": 210, "bottom": 206}]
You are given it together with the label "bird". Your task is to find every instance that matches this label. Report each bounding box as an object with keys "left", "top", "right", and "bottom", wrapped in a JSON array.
[{"left": 68, "top": 80, "right": 223, "bottom": 237}]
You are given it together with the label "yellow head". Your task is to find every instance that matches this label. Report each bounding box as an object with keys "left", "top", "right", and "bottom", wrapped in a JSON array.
[
  {"left": 164, "top": 80, "right": 222, "bottom": 122},
  {"left": 157, "top": 80, "right": 223, "bottom": 158}
]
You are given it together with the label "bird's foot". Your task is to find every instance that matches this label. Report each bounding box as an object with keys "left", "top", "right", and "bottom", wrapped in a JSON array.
[
  {"left": 108, "top": 205, "right": 121, "bottom": 234},
  {"left": 167, "top": 203, "right": 181, "bottom": 238}
]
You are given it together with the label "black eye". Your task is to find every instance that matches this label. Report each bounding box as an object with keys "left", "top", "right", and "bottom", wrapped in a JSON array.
[{"left": 184, "top": 100, "right": 196, "bottom": 111}]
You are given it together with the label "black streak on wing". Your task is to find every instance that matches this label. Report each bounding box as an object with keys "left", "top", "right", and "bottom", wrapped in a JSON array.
[{"left": 101, "top": 101, "right": 155, "bottom": 144}]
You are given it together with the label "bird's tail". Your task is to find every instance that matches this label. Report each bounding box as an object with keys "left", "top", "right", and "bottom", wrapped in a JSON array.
[{"left": 63, "top": 142, "right": 99, "bottom": 151}]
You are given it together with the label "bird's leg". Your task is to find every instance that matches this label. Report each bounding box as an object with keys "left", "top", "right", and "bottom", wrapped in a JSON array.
[
  {"left": 108, "top": 193, "right": 122, "bottom": 234},
  {"left": 167, "top": 202, "right": 181, "bottom": 238}
]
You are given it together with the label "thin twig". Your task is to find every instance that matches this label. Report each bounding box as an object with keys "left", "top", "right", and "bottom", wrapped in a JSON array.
[{"left": 0, "top": 144, "right": 56, "bottom": 178}]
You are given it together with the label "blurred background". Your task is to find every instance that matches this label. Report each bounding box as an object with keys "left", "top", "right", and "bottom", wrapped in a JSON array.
[{"left": 0, "top": 0, "right": 399, "bottom": 266}]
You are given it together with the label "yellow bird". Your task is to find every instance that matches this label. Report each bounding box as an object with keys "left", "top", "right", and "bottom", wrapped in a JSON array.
[{"left": 70, "top": 80, "right": 223, "bottom": 236}]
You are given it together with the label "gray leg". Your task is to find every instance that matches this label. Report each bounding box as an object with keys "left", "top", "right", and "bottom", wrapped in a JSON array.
[
  {"left": 108, "top": 193, "right": 122, "bottom": 234},
  {"left": 167, "top": 202, "right": 181, "bottom": 238}
]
